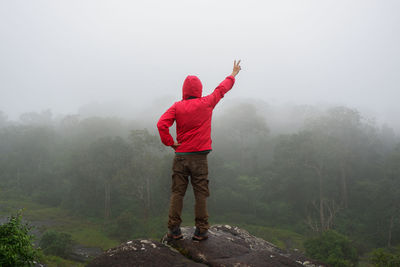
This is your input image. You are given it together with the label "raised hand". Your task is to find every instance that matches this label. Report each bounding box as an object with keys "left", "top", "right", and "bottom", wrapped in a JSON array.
[{"left": 231, "top": 60, "right": 242, "bottom": 77}]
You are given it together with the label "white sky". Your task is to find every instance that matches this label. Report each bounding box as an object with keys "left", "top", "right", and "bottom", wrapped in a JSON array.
[{"left": 0, "top": 0, "right": 399, "bottom": 127}]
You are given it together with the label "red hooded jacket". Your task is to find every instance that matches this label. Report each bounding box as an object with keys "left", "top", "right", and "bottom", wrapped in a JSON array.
[{"left": 157, "top": 75, "right": 235, "bottom": 153}]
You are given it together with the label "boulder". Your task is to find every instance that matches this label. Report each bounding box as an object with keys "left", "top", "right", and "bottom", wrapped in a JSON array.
[
  {"left": 162, "top": 225, "right": 326, "bottom": 267},
  {"left": 87, "top": 225, "right": 327, "bottom": 267}
]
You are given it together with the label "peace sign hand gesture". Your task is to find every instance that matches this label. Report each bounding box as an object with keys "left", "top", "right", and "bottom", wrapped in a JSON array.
[{"left": 231, "top": 60, "right": 242, "bottom": 77}]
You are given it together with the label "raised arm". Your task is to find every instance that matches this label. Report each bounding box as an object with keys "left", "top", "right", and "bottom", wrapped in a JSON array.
[{"left": 204, "top": 60, "right": 242, "bottom": 108}]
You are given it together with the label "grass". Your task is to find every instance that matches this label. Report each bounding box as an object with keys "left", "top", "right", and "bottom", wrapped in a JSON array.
[
  {"left": 1, "top": 196, "right": 306, "bottom": 252},
  {"left": 40, "top": 255, "right": 86, "bottom": 267},
  {"left": 0, "top": 195, "right": 120, "bottom": 250},
  {"left": 1, "top": 195, "right": 306, "bottom": 253},
  {"left": 207, "top": 212, "right": 307, "bottom": 251},
  {"left": 0, "top": 197, "right": 46, "bottom": 215},
  {"left": 61, "top": 224, "right": 119, "bottom": 249},
  {"left": 239, "top": 224, "right": 306, "bottom": 250}
]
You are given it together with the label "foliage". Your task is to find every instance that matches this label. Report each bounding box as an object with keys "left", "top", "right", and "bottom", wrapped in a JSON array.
[
  {"left": 39, "top": 230, "right": 74, "bottom": 257},
  {"left": 369, "top": 247, "right": 400, "bottom": 267},
  {"left": 41, "top": 254, "right": 86, "bottom": 267},
  {"left": 1, "top": 103, "right": 400, "bottom": 266},
  {"left": 0, "top": 212, "right": 39, "bottom": 267},
  {"left": 240, "top": 224, "right": 305, "bottom": 250},
  {"left": 304, "top": 230, "right": 358, "bottom": 267}
]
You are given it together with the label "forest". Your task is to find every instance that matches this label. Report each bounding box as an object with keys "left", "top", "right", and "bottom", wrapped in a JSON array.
[{"left": 1, "top": 100, "right": 399, "bottom": 266}]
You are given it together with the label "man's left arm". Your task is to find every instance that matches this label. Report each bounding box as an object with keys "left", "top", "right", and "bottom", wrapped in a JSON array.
[{"left": 204, "top": 60, "right": 241, "bottom": 108}]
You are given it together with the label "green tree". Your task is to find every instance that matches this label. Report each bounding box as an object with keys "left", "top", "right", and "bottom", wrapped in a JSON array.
[
  {"left": 0, "top": 212, "right": 39, "bottom": 267},
  {"left": 213, "top": 102, "right": 270, "bottom": 175},
  {"left": 370, "top": 247, "right": 400, "bottom": 267},
  {"left": 272, "top": 106, "right": 378, "bottom": 232},
  {"left": 67, "top": 136, "right": 132, "bottom": 220},
  {"left": 126, "top": 129, "right": 165, "bottom": 220},
  {"left": 39, "top": 230, "right": 74, "bottom": 258},
  {"left": 381, "top": 144, "right": 400, "bottom": 247},
  {"left": 305, "top": 230, "right": 358, "bottom": 267}
]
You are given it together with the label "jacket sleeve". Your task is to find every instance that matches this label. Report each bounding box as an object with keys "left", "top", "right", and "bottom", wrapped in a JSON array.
[
  {"left": 157, "top": 103, "right": 176, "bottom": 146},
  {"left": 204, "top": 75, "right": 235, "bottom": 108}
]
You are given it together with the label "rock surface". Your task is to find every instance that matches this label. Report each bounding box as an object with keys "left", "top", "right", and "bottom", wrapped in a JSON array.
[
  {"left": 162, "top": 225, "right": 326, "bottom": 267},
  {"left": 87, "top": 225, "right": 327, "bottom": 267},
  {"left": 86, "top": 239, "right": 205, "bottom": 267}
]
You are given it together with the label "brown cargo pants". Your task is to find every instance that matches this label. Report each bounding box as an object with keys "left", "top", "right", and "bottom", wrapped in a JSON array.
[{"left": 168, "top": 153, "right": 210, "bottom": 233}]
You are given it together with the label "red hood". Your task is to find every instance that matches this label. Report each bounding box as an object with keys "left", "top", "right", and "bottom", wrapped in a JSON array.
[{"left": 182, "top": 75, "right": 202, "bottom": 100}]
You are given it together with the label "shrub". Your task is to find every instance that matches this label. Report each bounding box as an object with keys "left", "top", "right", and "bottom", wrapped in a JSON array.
[
  {"left": 0, "top": 212, "right": 39, "bottom": 267},
  {"left": 39, "top": 230, "right": 74, "bottom": 258},
  {"left": 369, "top": 247, "right": 400, "bottom": 267},
  {"left": 304, "top": 230, "right": 358, "bottom": 267}
]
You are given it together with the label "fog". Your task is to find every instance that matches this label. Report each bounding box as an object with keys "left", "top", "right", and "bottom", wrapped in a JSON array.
[
  {"left": 1, "top": 0, "right": 399, "bottom": 130},
  {"left": 2, "top": 2, "right": 400, "bottom": 264}
]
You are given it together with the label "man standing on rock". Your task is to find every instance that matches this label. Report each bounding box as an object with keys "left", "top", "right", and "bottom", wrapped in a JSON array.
[{"left": 157, "top": 60, "right": 242, "bottom": 241}]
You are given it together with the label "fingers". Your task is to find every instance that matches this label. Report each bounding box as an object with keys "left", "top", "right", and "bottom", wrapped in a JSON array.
[
  {"left": 232, "top": 60, "right": 242, "bottom": 76},
  {"left": 233, "top": 59, "right": 241, "bottom": 68}
]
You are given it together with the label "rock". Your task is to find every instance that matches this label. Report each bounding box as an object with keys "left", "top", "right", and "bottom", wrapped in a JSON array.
[
  {"left": 87, "top": 225, "right": 327, "bottom": 267},
  {"left": 162, "top": 225, "right": 327, "bottom": 267},
  {"left": 86, "top": 239, "right": 205, "bottom": 267}
]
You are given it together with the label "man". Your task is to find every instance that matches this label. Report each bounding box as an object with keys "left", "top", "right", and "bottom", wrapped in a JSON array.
[{"left": 157, "top": 60, "right": 242, "bottom": 241}]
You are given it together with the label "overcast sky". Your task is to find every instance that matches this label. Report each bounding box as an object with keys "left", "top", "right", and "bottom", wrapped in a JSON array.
[{"left": 0, "top": 0, "right": 399, "bottom": 126}]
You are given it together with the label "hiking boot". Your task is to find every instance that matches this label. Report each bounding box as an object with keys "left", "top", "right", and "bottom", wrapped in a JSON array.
[
  {"left": 167, "top": 227, "right": 183, "bottom": 240},
  {"left": 192, "top": 227, "right": 208, "bottom": 241}
]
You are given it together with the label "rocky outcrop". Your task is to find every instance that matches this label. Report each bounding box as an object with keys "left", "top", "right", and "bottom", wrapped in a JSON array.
[
  {"left": 87, "top": 225, "right": 327, "bottom": 267},
  {"left": 86, "top": 239, "right": 205, "bottom": 267},
  {"left": 163, "top": 225, "right": 326, "bottom": 267}
]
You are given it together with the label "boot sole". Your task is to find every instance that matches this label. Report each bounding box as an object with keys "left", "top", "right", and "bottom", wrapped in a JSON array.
[
  {"left": 192, "top": 235, "right": 208, "bottom": 241},
  {"left": 167, "top": 234, "right": 183, "bottom": 240}
]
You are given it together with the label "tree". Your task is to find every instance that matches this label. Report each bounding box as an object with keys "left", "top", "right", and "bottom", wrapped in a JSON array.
[
  {"left": 0, "top": 212, "right": 39, "bottom": 267},
  {"left": 305, "top": 230, "right": 358, "bottom": 267},
  {"left": 272, "top": 106, "right": 379, "bottom": 232},
  {"left": 370, "top": 247, "right": 400, "bottom": 267},
  {"left": 213, "top": 102, "right": 270, "bottom": 176},
  {"left": 65, "top": 136, "right": 132, "bottom": 220},
  {"left": 19, "top": 110, "right": 53, "bottom": 126},
  {"left": 126, "top": 129, "right": 165, "bottom": 220},
  {"left": 273, "top": 131, "right": 339, "bottom": 231},
  {"left": 381, "top": 144, "right": 400, "bottom": 247},
  {"left": 86, "top": 137, "right": 132, "bottom": 221},
  {"left": 305, "top": 107, "right": 376, "bottom": 208},
  {"left": 39, "top": 230, "right": 73, "bottom": 258}
]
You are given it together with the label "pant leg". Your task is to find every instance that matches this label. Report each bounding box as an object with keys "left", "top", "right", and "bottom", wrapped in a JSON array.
[
  {"left": 188, "top": 154, "right": 210, "bottom": 233},
  {"left": 168, "top": 155, "right": 189, "bottom": 230}
]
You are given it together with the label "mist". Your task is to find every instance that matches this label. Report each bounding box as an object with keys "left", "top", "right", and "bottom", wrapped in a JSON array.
[
  {"left": 1, "top": 1, "right": 400, "bottom": 266},
  {"left": 1, "top": 0, "right": 399, "bottom": 130}
]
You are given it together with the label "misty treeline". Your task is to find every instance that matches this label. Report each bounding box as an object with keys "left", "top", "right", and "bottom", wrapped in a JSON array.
[{"left": 0, "top": 101, "right": 399, "bottom": 253}]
